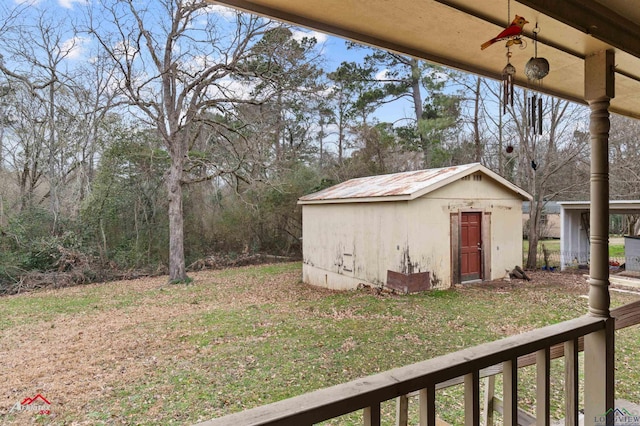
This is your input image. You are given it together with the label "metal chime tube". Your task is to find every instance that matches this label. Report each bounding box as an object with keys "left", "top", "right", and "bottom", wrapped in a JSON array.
[
  {"left": 538, "top": 97, "right": 543, "bottom": 134},
  {"left": 509, "top": 75, "right": 514, "bottom": 106},
  {"left": 531, "top": 95, "right": 536, "bottom": 130},
  {"left": 528, "top": 95, "right": 544, "bottom": 134},
  {"left": 503, "top": 80, "right": 508, "bottom": 115},
  {"left": 503, "top": 72, "right": 515, "bottom": 114}
]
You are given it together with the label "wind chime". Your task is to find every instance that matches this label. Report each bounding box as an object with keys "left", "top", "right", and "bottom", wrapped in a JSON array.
[
  {"left": 477, "top": 0, "right": 529, "bottom": 114},
  {"left": 480, "top": 0, "right": 536, "bottom": 156},
  {"left": 524, "top": 24, "right": 550, "bottom": 135},
  {"left": 502, "top": 51, "right": 516, "bottom": 115}
]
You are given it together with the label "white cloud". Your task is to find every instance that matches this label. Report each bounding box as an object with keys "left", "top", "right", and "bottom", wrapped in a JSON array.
[
  {"left": 182, "top": 54, "right": 211, "bottom": 75},
  {"left": 211, "top": 76, "right": 256, "bottom": 101},
  {"left": 206, "top": 4, "right": 238, "bottom": 20},
  {"left": 60, "top": 36, "right": 89, "bottom": 60},
  {"left": 291, "top": 29, "right": 328, "bottom": 44},
  {"left": 112, "top": 40, "right": 138, "bottom": 62},
  {"left": 318, "top": 86, "right": 333, "bottom": 98},
  {"left": 426, "top": 69, "right": 450, "bottom": 84},
  {"left": 58, "top": 0, "right": 87, "bottom": 8},
  {"left": 375, "top": 69, "right": 390, "bottom": 80}
]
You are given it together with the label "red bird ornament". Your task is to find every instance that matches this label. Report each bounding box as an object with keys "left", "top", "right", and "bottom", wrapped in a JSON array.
[{"left": 481, "top": 15, "right": 529, "bottom": 50}]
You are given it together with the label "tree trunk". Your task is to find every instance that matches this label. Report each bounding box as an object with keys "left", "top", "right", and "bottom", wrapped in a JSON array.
[
  {"left": 410, "top": 60, "right": 423, "bottom": 124},
  {"left": 409, "top": 60, "right": 428, "bottom": 167},
  {"left": 526, "top": 201, "right": 541, "bottom": 269},
  {"left": 168, "top": 154, "right": 187, "bottom": 282},
  {"left": 0, "top": 122, "right": 4, "bottom": 171},
  {"left": 48, "top": 80, "right": 59, "bottom": 233},
  {"left": 275, "top": 93, "right": 283, "bottom": 162},
  {"left": 338, "top": 114, "right": 344, "bottom": 163},
  {"left": 473, "top": 76, "right": 482, "bottom": 162},
  {"left": 318, "top": 118, "right": 325, "bottom": 169},
  {"left": 527, "top": 232, "right": 539, "bottom": 270},
  {"left": 498, "top": 103, "right": 504, "bottom": 175}
]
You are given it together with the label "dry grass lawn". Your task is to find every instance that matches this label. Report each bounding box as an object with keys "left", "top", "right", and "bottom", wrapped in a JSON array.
[{"left": 1, "top": 262, "right": 639, "bottom": 425}]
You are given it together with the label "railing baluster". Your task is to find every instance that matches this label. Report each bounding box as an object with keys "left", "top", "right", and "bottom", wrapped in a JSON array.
[
  {"left": 464, "top": 371, "right": 480, "bottom": 426},
  {"left": 419, "top": 385, "right": 436, "bottom": 426},
  {"left": 396, "top": 394, "right": 409, "bottom": 426},
  {"left": 536, "top": 348, "right": 551, "bottom": 425},
  {"left": 483, "top": 375, "right": 495, "bottom": 426},
  {"left": 196, "top": 314, "right": 615, "bottom": 426},
  {"left": 364, "top": 402, "right": 381, "bottom": 426},
  {"left": 564, "top": 338, "right": 579, "bottom": 426},
  {"left": 584, "top": 319, "right": 616, "bottom": 422},
  {"left": 503, "top": 359, "right": 518, "bottom": 426}
]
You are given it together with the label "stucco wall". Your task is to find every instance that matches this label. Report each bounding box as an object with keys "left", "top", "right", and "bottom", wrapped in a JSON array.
[
  {"left": 302, "top": 174, "right": 524, "bottom": 290},
  {"left": 411, "top": 176, "right": 524, "bottom": 285},
  {"left": 302, "top": 201, "right": 410, "bottom": 290}
]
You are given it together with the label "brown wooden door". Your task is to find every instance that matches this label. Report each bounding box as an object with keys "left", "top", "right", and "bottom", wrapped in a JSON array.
[{"left": 461, "top": 212, "right": 482, "bottom": 281}]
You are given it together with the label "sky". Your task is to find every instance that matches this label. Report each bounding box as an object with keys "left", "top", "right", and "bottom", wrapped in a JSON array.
[
  {"left": 3, "top": 0, "right": 419, "bottom": 125},
  {"left": 6, "top": 1, "right": 364, "bottom": 74}
]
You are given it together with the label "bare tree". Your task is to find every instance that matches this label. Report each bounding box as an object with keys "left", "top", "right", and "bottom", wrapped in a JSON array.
[
  {"left": 60, "top": 49, "right": 121, "bottom": 212},
  {"left": 0, "top": 8, "right": 84, "bottom": 230},
  {"left": 87, "top": 0, "right": 284, "bottom": 281},
  {"left": 609, "top": 114, "right": 640, "bottom": 199},
  {"left": 0, "top": 1, "right": 30, "bottom": 171},
  {"left": 4, "top": 86, "right": 47, "bottom": 209},
  {"left": 505, "top": 90, "right": 589, "bottom": 268}
]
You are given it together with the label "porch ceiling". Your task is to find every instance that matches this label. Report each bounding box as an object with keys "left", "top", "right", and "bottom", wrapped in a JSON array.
[{"left": 208, "top": 0, "right": 640, "bottom": 119}]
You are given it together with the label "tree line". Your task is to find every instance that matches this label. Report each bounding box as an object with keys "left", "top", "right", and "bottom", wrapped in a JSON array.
[{"left": 0, "top": 0, "right": 638, "bottom": 291}]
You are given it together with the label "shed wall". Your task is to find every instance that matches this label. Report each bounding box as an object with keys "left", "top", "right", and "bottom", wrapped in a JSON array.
[
  {"left": 302, "top": 173, "right": 525, "bottom": 290},
  {"left": 302, "top": 201, "right": 409, "bottom": 290},
  {"left": 410, "top": 177, "right": 524, "bottom": 285}
]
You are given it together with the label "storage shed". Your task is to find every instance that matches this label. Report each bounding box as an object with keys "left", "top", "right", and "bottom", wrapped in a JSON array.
[
  {"left": 625, "top": 236, "right": 640, "bottom": 272},
  {"left": 298, "top": 163, "right": 532, "bottom": 292},
  {"left": 558, "top": 200, "right": 640, "bottom": 270}
]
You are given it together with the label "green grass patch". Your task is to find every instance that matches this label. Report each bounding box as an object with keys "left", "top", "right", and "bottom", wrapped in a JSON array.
[
  {"left": 523, "top": 238, "right": 624, "bottom": 256},
  {"left": 610, "top": 244, "right": 626, "bottom": 257},
  {"left": 523, "top": 238, "right": 625, "bottom": 267},
  {"left": 1, "top": 262, "right": 639, "bottom": 425}
]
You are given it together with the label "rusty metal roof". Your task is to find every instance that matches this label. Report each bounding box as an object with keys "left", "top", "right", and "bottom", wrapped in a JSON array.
[{"left": 298, "top": 163, "right": 532, "bottom": 204}]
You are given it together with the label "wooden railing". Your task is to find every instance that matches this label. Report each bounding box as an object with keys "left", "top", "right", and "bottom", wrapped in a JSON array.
[{"left": 195, "top": 300, "right": 640, "bottom": 426}]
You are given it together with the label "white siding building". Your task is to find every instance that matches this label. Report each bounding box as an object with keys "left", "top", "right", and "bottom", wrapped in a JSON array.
[{"left": 298, "top": 163, "right": 532, "bottom": 292}]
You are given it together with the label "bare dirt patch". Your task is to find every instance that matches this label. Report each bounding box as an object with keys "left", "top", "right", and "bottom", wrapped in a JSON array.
[{"left": 1, "top": 265, "right": 326, "bottom": 424}]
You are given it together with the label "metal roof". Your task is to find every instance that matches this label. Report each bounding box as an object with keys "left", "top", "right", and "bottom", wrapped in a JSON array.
[
  {"left": 559, "top": 200, "right": 640, "bottom": 215},
  {"left": 298, "top": 163, "right": 532, "bottom": 204}
]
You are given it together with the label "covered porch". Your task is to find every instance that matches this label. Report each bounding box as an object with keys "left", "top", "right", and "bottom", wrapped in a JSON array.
[{"left": 200, "top": 0, "right": 640, "bottom": 424}]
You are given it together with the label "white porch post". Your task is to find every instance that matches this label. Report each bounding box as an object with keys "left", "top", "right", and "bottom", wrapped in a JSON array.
[{"left": 583, "top": 50, "right": 615, "bottom": 424}]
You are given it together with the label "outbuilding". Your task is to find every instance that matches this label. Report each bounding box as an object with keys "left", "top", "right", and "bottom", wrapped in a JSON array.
[
  {"left": 298, "top": 163, "right": 532, "bottom": 292},
  {"left": 558, "top": 200, "right": 640, "bottom": 270}
]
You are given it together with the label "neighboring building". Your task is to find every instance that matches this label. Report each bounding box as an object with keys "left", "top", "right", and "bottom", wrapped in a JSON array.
[
  {"left": 522, "top": 201, "right": 562, "bottom": 239},
  {"left": 625, "top": 236, "right": 640, "bottom": 272},
  {"left": 559, "top": 200, "right": 640, "bottom": 270},
  {"left": 298, "top": 163, "right": 532, "bottom": 292}
]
